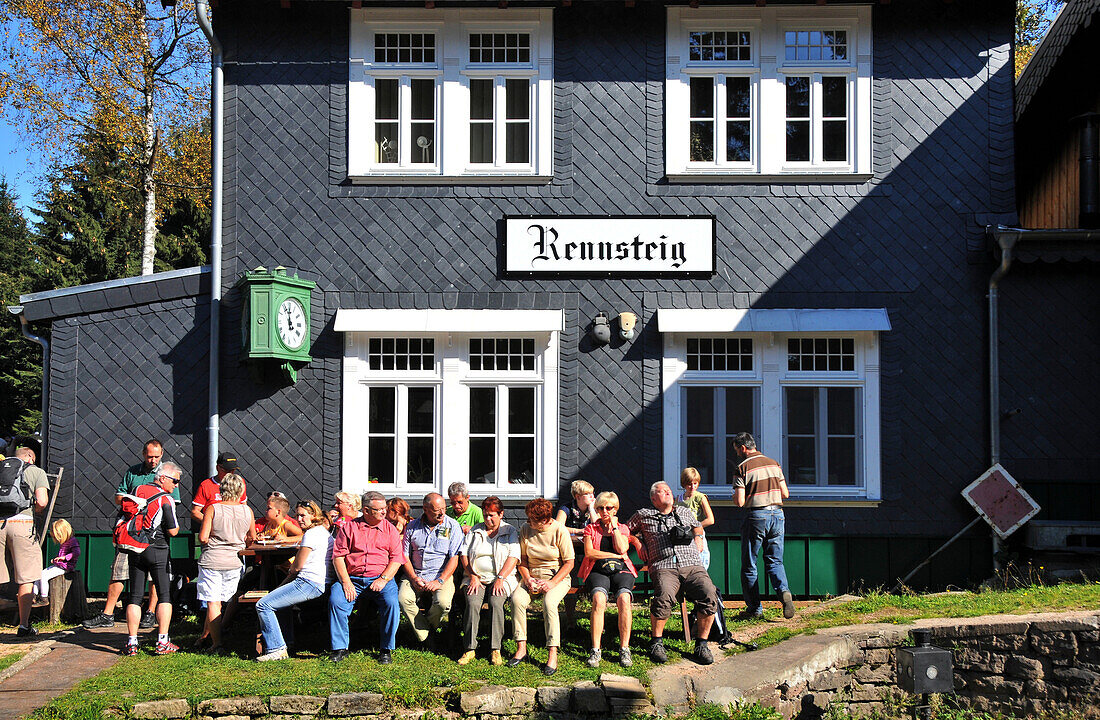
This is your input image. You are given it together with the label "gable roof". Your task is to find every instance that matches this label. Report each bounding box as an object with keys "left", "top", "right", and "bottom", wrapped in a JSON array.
[{"left": 1016, "top": 0, "right": 1100, "bottom": 121}]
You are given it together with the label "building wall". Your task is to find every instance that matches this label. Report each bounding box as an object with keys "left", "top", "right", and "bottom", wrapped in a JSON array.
[{"left": 206, "top": 0, "right": 1017, "bottom": 541}]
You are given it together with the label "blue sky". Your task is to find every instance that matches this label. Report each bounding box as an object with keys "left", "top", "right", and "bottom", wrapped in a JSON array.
[{"left": 0, "top": 114, "right": 39, "bottom": 220}]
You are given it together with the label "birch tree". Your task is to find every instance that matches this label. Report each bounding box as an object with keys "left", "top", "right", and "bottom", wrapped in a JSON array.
[{"left": 0, "top": 0, "right": 209, "bottom": 275}]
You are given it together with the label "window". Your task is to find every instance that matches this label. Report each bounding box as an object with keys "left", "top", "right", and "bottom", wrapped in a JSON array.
[
  {"left": 349, "top": 8, "right": 553, "bottom": 180},
  {"left": 660, "top": 310, "right": 887, "bottom": 500},
  {"left": 666, "top": 6, "right": 871, "bottom": 178},
  {"left": 339, "top": 309, "right": 562, "bottom": 498}
]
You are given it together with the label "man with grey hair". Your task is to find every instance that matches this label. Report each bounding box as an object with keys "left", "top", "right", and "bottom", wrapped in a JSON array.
[
  {"left": 0, "top": 447, "right": 50, "bottom": 637},
  {"left": 446, "top": 481, "right": 483, "bottom": 535},
  {"left": 401, "top": 492, "right": 464, "bottom": 648},
  {"left": 627, "top": 481, "right": 718, "bottom": 665},
  {"left": 328, "top": 490, "right": 403, "bottom": 663}
]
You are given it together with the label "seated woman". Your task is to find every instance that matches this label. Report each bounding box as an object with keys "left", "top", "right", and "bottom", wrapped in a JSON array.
[
  {"left": 332, "top": 491, "right": 362, "bottom": 530},
  {"left": 386, "top": 497, "right": 411, "bottom": 535},
  {"left": 578, "top": 491, "right": 637, "bottom": 668},
  {"left": 457, "top": 496, "right": 519, "bottom": 666},
  {"left": 512, "top": 498, "right": 575, "bottom": 676},
  {"left": 255, "top": 500, "right": 334, "bottom": 661}
]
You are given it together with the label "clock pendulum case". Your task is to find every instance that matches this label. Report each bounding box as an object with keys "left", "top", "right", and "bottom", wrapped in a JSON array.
[{"left": 237, "top": 266, "right": 317, "bottom": 383}]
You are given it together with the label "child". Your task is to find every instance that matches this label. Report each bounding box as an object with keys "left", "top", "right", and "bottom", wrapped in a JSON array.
[
  {"left": 255, "top": 492, "right": 304, "bottom": 540},
  {"left": 35, "top": 520, "right": 81, "bottom": 600},
  {"left": 676, "top": 467, "right": 715, "bottom": 569}
]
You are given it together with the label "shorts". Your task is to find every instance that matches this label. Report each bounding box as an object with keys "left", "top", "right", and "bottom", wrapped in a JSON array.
[
  {"left": 111, "top": 550, "right": 130, "bottom": 582},
  {"left": 126, "top": 546, "right": 172, "bottom": 608},
  {"left": 0, "top": 517, "right": 42, "bottom": 585},
  {"left": 586, "top": 570, "right": 635, "bottom": 600},
  {"left": 197, "top": 567, "right": 244, "bottom": 602},
  {"left": 650, "top": 565, "right": 718, "bottom": 620}
]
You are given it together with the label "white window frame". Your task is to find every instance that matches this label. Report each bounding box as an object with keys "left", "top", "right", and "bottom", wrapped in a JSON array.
[
  {"left": 349, "top": 7, "right": 554, "bottom": 181},
  {"left": 661, "top": 317, "right": 883, "bottom": 500},
  {"left": 339, "top": 310, "right": 561, "bottom": 500},
  {"left": 666, "top": 5, "right": 872, "bottom": 180}
]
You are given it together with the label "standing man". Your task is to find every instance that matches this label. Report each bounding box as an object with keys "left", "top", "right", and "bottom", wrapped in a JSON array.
[
  {"left": 190, "top": 452, "right": 248, "bottom": 522},
  {"left": 84, "top": 440, "right": 177, "bottom": 630},
  {"left": 328, "top": 490, "right": 403, "bottom": 664},
  {"left": 0, "top": 447, "right": 50, "bottom": 637},
  {"left": 627, "top": 481, "right": 718, "bottom": 666},
  {"left": 400, "top": 492, "right": 463, "bottom": 649},
  {"left": 732, "top": 432, "right": 796, "bottom": 620},
  {"left": 121, "top": 462, "right": 183, "bottom": 655},
  {"left": 446, "top": 482, "right": 483, "bottom": 535}
]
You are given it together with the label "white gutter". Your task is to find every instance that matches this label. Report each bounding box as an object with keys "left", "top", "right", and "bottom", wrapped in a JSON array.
[{"left": 196, "top": 0, "right": 223, "bottom": 479}]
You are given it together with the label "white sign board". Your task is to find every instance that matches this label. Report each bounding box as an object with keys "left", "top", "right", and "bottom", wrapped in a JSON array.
[
  {"left": 504, "top": 216, "right": 715, "bottom": 275},
  {"left": 961, "top": 463, "right": 1041, "bottom": 540}
]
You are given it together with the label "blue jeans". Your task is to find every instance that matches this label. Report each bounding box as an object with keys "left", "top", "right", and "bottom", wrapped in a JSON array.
[
  {"left": 257, "top": 577, "right": 323, "bottom": 653},
  {"left": 328, "top": 575, "right": 399, "bottom": 651},
  {"left": 741, "top": 507, "right": 789, "bottom": 610}
]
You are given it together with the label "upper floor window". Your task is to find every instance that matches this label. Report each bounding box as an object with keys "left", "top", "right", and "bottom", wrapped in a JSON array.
[
  {"left": 349, "top": 8, "right": 553, "bottom": 181},
  {"left": 666, "top": 6, "right": 872, "bottom": 179}
]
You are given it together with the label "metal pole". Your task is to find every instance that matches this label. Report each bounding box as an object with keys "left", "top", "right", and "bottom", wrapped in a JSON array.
[{"left": 892, "top": 516, "right": 983, "bottom": 592}]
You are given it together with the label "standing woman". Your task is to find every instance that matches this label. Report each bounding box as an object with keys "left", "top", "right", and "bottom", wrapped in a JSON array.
[
  {"left": 197, "top": 473, "right": 255, "bottom": 652},
  {"left": 578, "top": 492, "right": 637, "bottom": 668},
  {"left": 512, "top": 498, "right": 574, "bottom": 676},
  {"left": 457, "top": 496, "right": 520, "bottom": 666},
  {"left": 255, "top": 500, "right": 334, "bottom": 661}
]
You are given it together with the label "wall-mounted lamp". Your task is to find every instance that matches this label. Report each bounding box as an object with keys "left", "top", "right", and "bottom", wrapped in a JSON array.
[
  {"left": 618, "top": 311, "right": 638, "bottom": 341},
  {"left": 590, "top": 312, "right": 612, "bottom": 346}
]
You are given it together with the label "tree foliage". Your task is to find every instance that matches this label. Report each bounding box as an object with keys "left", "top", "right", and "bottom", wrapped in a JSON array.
[
  {"left": 1015, "top": 0, "right": 1065, "bottom": 77},
  {"left": 0, "top": 0, "right": 210, "bottom": 274}
]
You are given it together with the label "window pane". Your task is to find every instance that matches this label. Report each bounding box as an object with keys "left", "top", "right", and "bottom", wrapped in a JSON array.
[
  {"left": 407, "top": 437, "right": 433, "bottom": 484},
  {"left": 509, "top": 387, "right": 535, "bottom": 434},
  {"left": 690, "top": 77, "right": 714, "bottom": 118},
  {"left": 828, "top": 437, "right": 856, "bottom": 485},
  {"left": 408, "top": 387, "right": 434, "bottom": 434},
  {"left": 686, "top": 437, "right": 714, "bottom": 485},
  {"left": 471, "top": 124, "right": 492, "bottom": 164},
  {"left": 827, "top": 387, "right": 856, "bottom": 435},
  {"left": 691, "top": 122, "right": 714, "bottom": 162},
  {"left": 823, "top": 121, "right": 846, "bottom": 162},
  {"left": 470, "top": 387, "right": 495, "bottom": 434},
  {"left": 368, "top": 437, "right": 394, "bottom": 484},
  {"left": 786, "top": 387, "right": 816, "bottom": 435},
  {"left": 727, "top": 76, "right": 750, "bottom": 117},
  {"left": 685, "top": 387, "right": 714, "bottom": 434},
  {"left": 508, "top": 437, "right": 535, "bottom": 484},
  {"left": 727, "top": 121, "right": 750, "bottom": 163},
  {"left": 469, "top": 437, "right": 495, "bottom": 484},
  {"left": 785, "top": 77, "right": 810, "bottom": 162},
  {"left": 375, "top": 78, "right": 399, "bottom": 164},
  {"left": 470, "top": 79, "right": 493, "bottom": 120},
  {"left": 786, "top": 77, "right": 809, "bottom": 118},
  {"left": 725, "top": 387, "right": 755, "bottom": 436},
  {"left": 822, "top": 76, "right": 847, "bottom": 118},
  {"left": 786, "top": 121, "right": 809, "bottom": 162},
  {"left": 505, "top": 123, "right": 530, "bottom": 164},
  {"left": 787, "top": 437, "right": 816, "bottom": 485},
  {"left": 505, "top": 79, "right": 529, "bottom": 119},
  {"left": 369, "top": 387, "right": 396, "bottom": 434}
]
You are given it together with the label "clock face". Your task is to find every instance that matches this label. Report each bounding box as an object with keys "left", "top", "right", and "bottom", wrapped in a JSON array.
[{"left": 276, "top": 297, "right": 307, "bottom": 350}]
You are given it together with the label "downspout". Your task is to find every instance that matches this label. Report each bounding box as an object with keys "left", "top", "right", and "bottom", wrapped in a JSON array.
[
  {"left": 987, "top": 229, "right": 1018, "bottom": 570},
  {"left": 196, "top": 0, "right": 223, "bottom": 479},
  {"left": 6, "top": 307, "right": 49, "bottom": 467}
]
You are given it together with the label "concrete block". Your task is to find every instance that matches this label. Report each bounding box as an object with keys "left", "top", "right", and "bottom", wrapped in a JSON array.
[
  {"left": 599, "top": 673, "right": 647, "bottom": 699},
  {"left": 269, "top": 696, "right": 324, "bottom": 714},
  {"left": 572, "top": 681, "right": 609, "bottom": 714},
  {"left": 131, "top": 699, "right": 191, "bottom": 719},
  {"left": 196, "top": 697, "right": 267, "bottom": 716},
  {"left": 326, "top": 692, "right": 385, "bottom": 716},
  {"left": 536, "top": 686, "right": 571, "bottom": 713}
]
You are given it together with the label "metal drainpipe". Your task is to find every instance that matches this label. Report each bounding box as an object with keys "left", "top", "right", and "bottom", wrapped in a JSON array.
[
  {"left": 196, "top": 0, "right": 223, "bottom": 479},
  {"left": 7, "top": 308, "right": 49, "bottom": 467},
  {"left": 987, "top": 229, "right": 1018, "bottom": 570}
]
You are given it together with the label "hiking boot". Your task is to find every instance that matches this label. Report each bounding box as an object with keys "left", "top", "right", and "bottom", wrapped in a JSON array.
[
  {"left": 139, "top": 610, "right": 156, "bottom": 629},
  {"left": 154, "top": 640, "right": 179, "bottom": 655},
  {"left": 649, "top": 639, "right": 668, "bottom": 664},
  {"left": 83, "top": 612, "right": 115, "bottom": 629},
  {"left": 781, "top": 591, "right": 796, "bottom": 619},
  {"left": 586, "top": 648, "right": 602, "bottom": 668},
  {"left": 738, "top": 606, "right": 764, "bottom": 620},
  {"left": 121, "top": 643, "right": 139, "bottom": 657},
  {"left": 694, "top": 639, "right": 714, "bottom": 665},
  {"left": 16, "top": 625, "right": 38, "bottom": 638},
  {"left": 619, "top": 646, "right": 633, "bottom": 668}
]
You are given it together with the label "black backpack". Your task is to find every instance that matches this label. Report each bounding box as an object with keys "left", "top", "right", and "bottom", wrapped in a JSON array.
[{"left": 0, "top": 457, "right": 32, "bottom": 516}]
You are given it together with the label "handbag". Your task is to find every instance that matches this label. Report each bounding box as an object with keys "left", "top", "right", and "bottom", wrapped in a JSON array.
[{"left": 595, "top": 557, "right": 626, "bottom": 574}]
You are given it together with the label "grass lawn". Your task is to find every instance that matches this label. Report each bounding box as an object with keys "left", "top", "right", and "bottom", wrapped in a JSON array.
[
  {"left": 0, "top": 651, "right": 25, "bottom": 673},
  {"left": 31, "top": 582, "right": 1100, "bottom": 719}
]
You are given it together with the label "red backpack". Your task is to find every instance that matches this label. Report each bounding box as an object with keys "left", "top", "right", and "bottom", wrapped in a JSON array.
[{"left": 113, "top": 484, "right": 170, "bottom": 552}]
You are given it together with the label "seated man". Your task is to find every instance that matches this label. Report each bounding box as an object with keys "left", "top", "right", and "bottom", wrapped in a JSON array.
[
  {"left": 329, "top": 490, "right": 403, "bottom": 664},
  {"left": 627, "top": 481, "right": 718, "bottom": 666},
  {"left": 400, "top": 492, "right": 463, "bottom": 649}
]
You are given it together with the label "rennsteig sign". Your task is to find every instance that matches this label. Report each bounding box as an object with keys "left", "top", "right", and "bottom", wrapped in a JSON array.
[{"left": 504, "top": 216, "right": 715, "bottom": 275}]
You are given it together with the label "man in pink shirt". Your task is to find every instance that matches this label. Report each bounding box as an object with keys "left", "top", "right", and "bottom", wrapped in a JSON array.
[{"left": 328, "top": 490, "right": 403, "bottom": 664}]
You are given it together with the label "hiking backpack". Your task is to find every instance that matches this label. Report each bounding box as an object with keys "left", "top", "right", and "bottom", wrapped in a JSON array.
[
  {"left": 0, "top": 457, "right": 32, "bottom": 517},
  {"left": 113, "top": 485, "right": 170, "bottom": 552}
]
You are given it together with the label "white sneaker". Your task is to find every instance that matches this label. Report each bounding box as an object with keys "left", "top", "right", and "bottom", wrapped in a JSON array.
[
  {"left": 257, "top": 647, "right": 289, "bottom": 662},
  {"left": 586, "top": 648, "right": 601, "bottom": 667}
]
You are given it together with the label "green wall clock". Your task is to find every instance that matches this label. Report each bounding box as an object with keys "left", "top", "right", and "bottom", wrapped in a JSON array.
[{"left": 238, "top": 266, "right": 316, "bottom": 382}]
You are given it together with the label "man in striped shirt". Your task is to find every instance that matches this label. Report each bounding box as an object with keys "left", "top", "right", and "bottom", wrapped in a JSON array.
[{"left": 732, "top": 432, "right": 796, "bottom": 620}]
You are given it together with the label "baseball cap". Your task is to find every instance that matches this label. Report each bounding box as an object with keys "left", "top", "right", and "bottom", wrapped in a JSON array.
[{"left": 216, "top": 452, "right": 241, "bottom": 472}]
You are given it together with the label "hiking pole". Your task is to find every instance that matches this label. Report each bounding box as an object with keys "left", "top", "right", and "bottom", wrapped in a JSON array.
[{"left": 38, "top": 467, "right": 63, "bottom": 548}]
